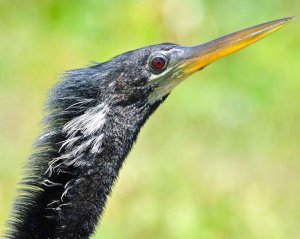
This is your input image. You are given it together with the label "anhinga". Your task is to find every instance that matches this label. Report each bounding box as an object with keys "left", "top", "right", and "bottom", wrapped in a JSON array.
[{"left": 5, "top": 17, "right": 293, "bottom": 239}]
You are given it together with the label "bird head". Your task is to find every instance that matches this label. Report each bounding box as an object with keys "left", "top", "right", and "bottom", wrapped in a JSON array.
[{"left": 97, "top": 17, "right": 293, "bottom": 109}]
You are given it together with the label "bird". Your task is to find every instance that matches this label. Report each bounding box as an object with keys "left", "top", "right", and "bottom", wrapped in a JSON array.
[{"left": 4, "top": 17, "right": 293, "bottom": 239}]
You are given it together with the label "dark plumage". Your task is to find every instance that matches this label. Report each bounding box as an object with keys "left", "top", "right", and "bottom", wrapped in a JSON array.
[{"left": 4, "top": 18, "right": 292, "bottom": 239}]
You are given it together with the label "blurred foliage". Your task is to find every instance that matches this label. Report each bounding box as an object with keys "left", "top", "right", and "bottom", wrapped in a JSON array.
[{"left": 0, "top": 0, "right": 299, "bottom": 238}]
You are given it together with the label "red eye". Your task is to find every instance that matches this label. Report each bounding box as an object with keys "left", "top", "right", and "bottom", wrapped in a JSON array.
[{"left": 151, "top": 56, "right": 167, "bottom": 71}]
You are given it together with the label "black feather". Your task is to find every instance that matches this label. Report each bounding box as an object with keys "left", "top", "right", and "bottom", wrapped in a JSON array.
[{"left": 5, "top": 43, "right": 176, "bottom": 239}]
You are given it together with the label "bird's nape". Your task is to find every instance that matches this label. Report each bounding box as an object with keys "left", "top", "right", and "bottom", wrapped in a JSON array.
[{"left": 5, "top": 17, "right": 294, "bottom": 239}]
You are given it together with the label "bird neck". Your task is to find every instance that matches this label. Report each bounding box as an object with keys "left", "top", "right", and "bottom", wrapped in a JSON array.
[{"left": 7, "top": 98, "right": 163, "bottom": 239}]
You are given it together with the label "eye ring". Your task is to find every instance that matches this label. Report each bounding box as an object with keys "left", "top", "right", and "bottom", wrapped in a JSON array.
[{"left": 149, "top": 54, "right": 169, "bottom": 73}]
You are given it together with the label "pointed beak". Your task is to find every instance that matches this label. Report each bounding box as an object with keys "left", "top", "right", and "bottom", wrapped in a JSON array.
[{"left": 179, "top": 17, "right": 295, "bottom": 75}]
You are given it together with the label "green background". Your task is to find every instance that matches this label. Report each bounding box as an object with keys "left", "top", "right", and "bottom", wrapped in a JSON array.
[{"left": 0, "top": 0, "right": 299, "bottom": 238}]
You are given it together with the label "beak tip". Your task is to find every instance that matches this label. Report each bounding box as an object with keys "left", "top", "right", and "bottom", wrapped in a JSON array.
[
  {"left": 266, "top": 16, "right": 295, "bottom": 33},
  {"left": 282, "top": 16, "right": 296, "bottom": 24},
  {"left": 289, "top": 16, "right": 296, "bottom": 21}
]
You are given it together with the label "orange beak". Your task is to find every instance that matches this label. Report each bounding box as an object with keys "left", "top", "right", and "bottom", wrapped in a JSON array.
[{"left": 180, "top": 17, "right": 295, "bottom": 74}]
